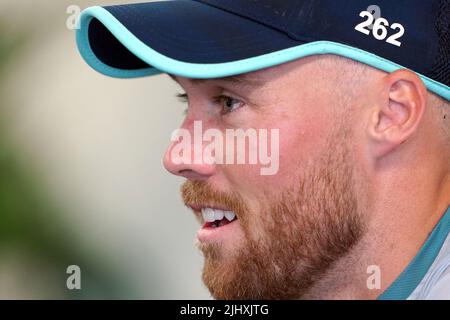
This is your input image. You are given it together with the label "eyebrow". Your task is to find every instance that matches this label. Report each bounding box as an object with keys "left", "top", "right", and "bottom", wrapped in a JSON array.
[{"left": 168, "top": 73, "right": 265, "bottom": 88}]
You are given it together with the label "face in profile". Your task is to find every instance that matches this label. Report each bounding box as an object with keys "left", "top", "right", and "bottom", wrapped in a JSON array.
[{"left": 164, "top": 56, "right": 370, "bottom": 299}]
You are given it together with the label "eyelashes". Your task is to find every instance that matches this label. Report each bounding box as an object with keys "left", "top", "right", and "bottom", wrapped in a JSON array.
[
  {"left": 176, "top": 93, "right": 189, "bottom": 115},
  {"left": 176, "top": 92, "right": 245, "bottom": 115},
  {"left": 176, "top": 92, "right": 189, "bottom": 103}
]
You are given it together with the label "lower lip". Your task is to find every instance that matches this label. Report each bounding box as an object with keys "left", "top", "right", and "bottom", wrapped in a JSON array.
[{"left": 196, "top": 219, "right": 238, "bottom": 242}]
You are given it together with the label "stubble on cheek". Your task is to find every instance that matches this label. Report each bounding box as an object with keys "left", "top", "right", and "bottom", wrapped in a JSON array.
[{"left": 183, "top": 124, "right": 367, "bottom": 300}]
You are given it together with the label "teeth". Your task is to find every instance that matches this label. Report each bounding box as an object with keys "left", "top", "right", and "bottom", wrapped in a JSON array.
[
  {"left": 201, "top": 208, "right": 236, "bottom": 223},
  {"left": 224, "top": 211, "right": 236, "bottom": 221},
  {"left": 201, "top": 208, "right": 215, "bottom": 222},
  {"left": 214, "top": 209, "right": 224, "bottom": 221}
]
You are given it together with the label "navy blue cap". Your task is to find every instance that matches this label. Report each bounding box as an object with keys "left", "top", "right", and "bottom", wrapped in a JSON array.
[{"left": 76, "top": 0, "right": 450, "bottom": 100}]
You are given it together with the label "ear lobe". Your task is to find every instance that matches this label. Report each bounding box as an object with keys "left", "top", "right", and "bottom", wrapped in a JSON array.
[{"left": 368, "top": 70, "right": 427, "bottom": 158}]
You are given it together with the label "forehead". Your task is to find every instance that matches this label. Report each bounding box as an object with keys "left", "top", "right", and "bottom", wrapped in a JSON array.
[
  {"left": 168, "top": 73, "right": 267, "bottom": 89},
  {"left": 168, "top": 55, "right": 347, "bottom": 93}
]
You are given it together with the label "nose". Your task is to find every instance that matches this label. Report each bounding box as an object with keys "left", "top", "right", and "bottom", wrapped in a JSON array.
[{"left": 163, "top": 123, "right": 216, "bottom": 181}]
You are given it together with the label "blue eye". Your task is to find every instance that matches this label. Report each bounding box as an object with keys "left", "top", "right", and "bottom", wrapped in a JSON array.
[
  {"left": 176, "top": 92, "right": 188, "bottom": 103},
  {"left": 176, "top": 93, "right": 189, "bottom": 115},
  {"left": 176, "top": 92, "right": 244, "bottom": 115},
  {"left": 215, "top": 95, "right": 244, "bottom": 115}
]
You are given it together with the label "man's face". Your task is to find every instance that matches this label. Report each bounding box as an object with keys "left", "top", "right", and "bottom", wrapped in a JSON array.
[{"left": 164, "top": 57, "right": 368, "bottom": 299}]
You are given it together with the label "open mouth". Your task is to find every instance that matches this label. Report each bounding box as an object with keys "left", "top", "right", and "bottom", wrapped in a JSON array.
[
  {"left": 186, "top": 204, "right": 240, "bottom": 242},
  {"left": 201, "top": 208, "right": 238, "bottom": 229}
]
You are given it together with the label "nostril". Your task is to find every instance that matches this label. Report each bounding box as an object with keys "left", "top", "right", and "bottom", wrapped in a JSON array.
[{"left": 178, "top": 169, "right": 209, "bottom": 181}]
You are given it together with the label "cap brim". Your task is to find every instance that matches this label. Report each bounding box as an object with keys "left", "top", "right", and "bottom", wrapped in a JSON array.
[
  {"left": 76, "top": 1, "right": 449, "bottom": 100},
  {"left": 76, "top": 0, "right": 304, "bottom": 79}
]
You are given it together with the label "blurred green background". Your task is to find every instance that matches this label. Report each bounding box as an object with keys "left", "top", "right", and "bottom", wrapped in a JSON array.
[{"left": 0, "top": 0, "right": 208, "bottom": 299}]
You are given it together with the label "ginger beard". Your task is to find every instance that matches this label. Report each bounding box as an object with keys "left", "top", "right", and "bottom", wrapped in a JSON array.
[{"left": 181, "top": 128, "right": 366, "bottom": 299}]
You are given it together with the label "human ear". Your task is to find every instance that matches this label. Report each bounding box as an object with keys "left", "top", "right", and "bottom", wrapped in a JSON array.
[{"left": 367, "top": 69, "right": 427, "bottom": 158}]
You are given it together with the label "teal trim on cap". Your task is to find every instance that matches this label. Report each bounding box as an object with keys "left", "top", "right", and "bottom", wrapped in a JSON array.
[
  {"left": 378, "top": 206, "right": 450, "bottom": 300},
  {"left": 76, "top": 6, "right": 450, "bottom": 101}
]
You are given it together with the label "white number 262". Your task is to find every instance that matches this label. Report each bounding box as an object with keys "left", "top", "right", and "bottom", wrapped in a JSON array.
[{"left": 354, "top": 10, "right": 405, "bottom": 47}]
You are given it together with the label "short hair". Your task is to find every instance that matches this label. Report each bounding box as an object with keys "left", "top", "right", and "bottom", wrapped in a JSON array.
[
  {"left": 431, "top": 93, "right": 450, "bottom": 150},
  {"left": 318, "top": 55, "right": 450, "bottom": 160}
]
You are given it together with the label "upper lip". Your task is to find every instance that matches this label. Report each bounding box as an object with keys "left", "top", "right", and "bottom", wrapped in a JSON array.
[
  {"left": 186, "top": 203, "right": 232, "bottom": 213},
  {"left": 185, "top": 203, "right": 236, "bottom": 222}
]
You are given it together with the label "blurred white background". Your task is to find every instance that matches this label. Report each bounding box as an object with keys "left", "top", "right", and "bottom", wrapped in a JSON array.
[{"left": 0, "top": 0, "right": 209, "bottom": 299}]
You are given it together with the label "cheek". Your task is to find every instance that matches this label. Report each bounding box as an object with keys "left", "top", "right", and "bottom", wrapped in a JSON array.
[
  {"left": 220, "top": 114, "right": 334, "bottom": 200},
  {"left": 277, "top": 123, "right": 325, "bottom": 175},
  {"left": 264, "top": 111, "right": 336, "bottom": 186}
]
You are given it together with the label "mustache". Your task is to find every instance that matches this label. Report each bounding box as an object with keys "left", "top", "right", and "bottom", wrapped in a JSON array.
[{"left": 181, "top": 181, "right": 248, "bottom": 218}]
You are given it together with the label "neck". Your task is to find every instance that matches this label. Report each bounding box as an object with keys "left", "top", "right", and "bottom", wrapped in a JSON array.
[{"left": 303, "top": 161, "right": 450, "bottom": 300}]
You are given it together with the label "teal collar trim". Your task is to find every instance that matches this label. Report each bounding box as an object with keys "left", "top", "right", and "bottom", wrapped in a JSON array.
[{"left": 378, "top": 206, "right": 450, "bottom": 300}]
